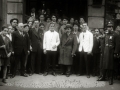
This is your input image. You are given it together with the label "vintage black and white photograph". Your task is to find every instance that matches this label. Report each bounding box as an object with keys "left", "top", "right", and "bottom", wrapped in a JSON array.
[{"left": 0, "top": 0, "right": 120, "bottom": 90}]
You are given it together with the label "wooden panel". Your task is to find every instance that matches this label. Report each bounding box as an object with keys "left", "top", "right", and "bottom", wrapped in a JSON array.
[
  {"left": 88, "top": 17, "right": 104, "bottom": 28},
  {"left": 7, "top": 14, "right": 23, "bottom": 24},
  {"left": 88, "top": 6, "right": 104, "bottom": 16},
  {"left": 7, "top": 3, "right": 23, "bottom": 13},
  {"left": 7, "top": 0, "right": 23, "bottom": 2}
]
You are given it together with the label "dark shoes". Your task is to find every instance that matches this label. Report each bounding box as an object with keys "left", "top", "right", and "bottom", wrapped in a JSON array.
[
  {"left": 29, "top": 72, "right": 34, "bottom": 76},
  {"left": 60, "top": 73, "right": 64, "bottom": 75},
  {"left": 109, "top": 78, "right": 113, "bottom": 85},
  {"left": 43, "top": 72, "right": 48, "bottom": 76},
  {"left": 43, "top": 72, "right": 57, "bottom": 76},
  {"left": 97, "top": 76, "right": 113, "bottom": 85},
  {"left": 92, "top": 73, "right": 96, "bottom": 77},
  {"left": 52, "top": 72, "right": 57, "bottom": 76},
  {"left": 77, "top": 74, "right": 82, "bottom": 76},
  {"left": 66, "top": 74, "right": 70, "bottom": 77},
  {"left": 10, "top": 74, "right": 15, "bottom": 78},
  {"left": 6, "top": 75, "right": 8, "bottom": 79},
  {"left": 66, "top": 72, "right": 70, "bottom": 77},
  {"left": 29, "top": 73, "right": 33, "bottom": 76},
  {"left": 2, "top": 79, "right": 7, "bottom": 83},
  {"left": 87, "top": 75, "right": 90, "bottom": 78},
  {"left": 21, "top": 73, "right": 28, "bottom": 77},
  {"left": 38, "top": 73, "right": 43, "bottom": 75},
  {"left": 97, "top": 76, "right": 106, "bottom": 81}
]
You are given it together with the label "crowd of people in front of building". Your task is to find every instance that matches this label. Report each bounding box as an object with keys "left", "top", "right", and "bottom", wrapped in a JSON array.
[{"left": 0, "top": 8, "right": 120, "bottom": 86}]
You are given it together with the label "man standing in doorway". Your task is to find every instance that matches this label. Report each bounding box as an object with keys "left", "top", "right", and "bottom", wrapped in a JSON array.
[{"left": 45, "top": 15, "right": 59, "bottom": 32}]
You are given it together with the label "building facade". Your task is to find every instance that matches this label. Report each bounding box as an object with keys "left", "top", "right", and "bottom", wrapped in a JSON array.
[{"left": 0, "top": 0, "right": 120, "bottom": 30}]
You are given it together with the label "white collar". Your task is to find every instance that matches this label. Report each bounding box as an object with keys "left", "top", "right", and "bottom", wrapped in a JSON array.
[{"left": 18, "top": 30, "right": 23, "bottom": 35}]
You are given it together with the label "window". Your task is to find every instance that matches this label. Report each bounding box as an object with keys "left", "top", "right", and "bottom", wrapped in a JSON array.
[{"left": 7, "top": 0, "right": 23, "bottom": 24}]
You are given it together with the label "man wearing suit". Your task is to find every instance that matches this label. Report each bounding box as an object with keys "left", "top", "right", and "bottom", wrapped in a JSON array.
[
  {"left": 12, "top": 23, "right": 30, "bottom": 77},
  {"left": 29, "top": 8, "right": 38, "bottom": 19},
  {"left": 23, "top": 24, "right": 31, "bottom": 75},
  {"left": 29, "top": 20, "right": 43, "bottom": 74},
  {"left": 78, "top": 23, "right": 93, "bottom": 78},
  {"left": 27, "top": 8, "right": 38, "bottom": 22}
]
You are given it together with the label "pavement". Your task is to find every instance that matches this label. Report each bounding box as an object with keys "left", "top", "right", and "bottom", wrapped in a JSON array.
[{"left": 0, "top": 74, "right": 120, "bottom": 90}]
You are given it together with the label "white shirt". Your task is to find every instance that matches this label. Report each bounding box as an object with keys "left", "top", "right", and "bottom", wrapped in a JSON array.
[
  {"left": 43, "top": 30, "right": 60, "bottom": 51},
  {"left": 78, "top": 30, "right": 93, "bottom": 53},
  {"left": 6, "top": 33, "right": 12, "bottom": 41}
]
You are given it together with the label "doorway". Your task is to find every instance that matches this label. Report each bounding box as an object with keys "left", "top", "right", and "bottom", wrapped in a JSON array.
[{"left": 25, "top": 0, "right": 88, "bottom": 20}]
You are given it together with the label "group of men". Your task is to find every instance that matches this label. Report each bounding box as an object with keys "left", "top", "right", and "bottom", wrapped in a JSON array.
[{"left": 0, "top": 14, "right": 120, "bottom": 86}]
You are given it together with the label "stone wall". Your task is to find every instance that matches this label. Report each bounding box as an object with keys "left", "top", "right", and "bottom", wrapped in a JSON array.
[
  {"left": 0, "top": 0, "right": 106, "bottom": 29},
  {"left": 0, "top": 0, "right": 7, "bottom": 28},
  {"left": 88, "top": 0, "right": 105, "bottom": 29},
  {"left": 0, "top": 0, "right": 2, "bottom": 30}
]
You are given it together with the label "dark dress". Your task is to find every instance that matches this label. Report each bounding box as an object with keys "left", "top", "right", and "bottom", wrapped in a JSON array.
[
  {"left": 0, "top": 35, "right": 12, "bottom": 66},
  {"left": 59, "top": 33, "right": 77, "bottom": 65}
]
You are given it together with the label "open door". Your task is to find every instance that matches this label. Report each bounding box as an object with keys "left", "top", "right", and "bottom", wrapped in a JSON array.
[{"left": 25, "top": 0, "right": 88, "bottom": 20}]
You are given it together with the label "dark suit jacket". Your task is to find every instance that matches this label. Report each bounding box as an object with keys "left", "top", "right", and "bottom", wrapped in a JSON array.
[
  {"left": 12, "top": 30, "right": 30, "bottom": 55},
  {"left": 92, "top": 36, "right": 100, "bottom": 53},
  {"left": 29, "top": 28, "right": 44, "bottom": 52},
  {"left": 114, "top": 31, "right": 120, "bottom": 54},
  {"left": 13, "top": 27, "right": 17, "bottom": 31}
]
